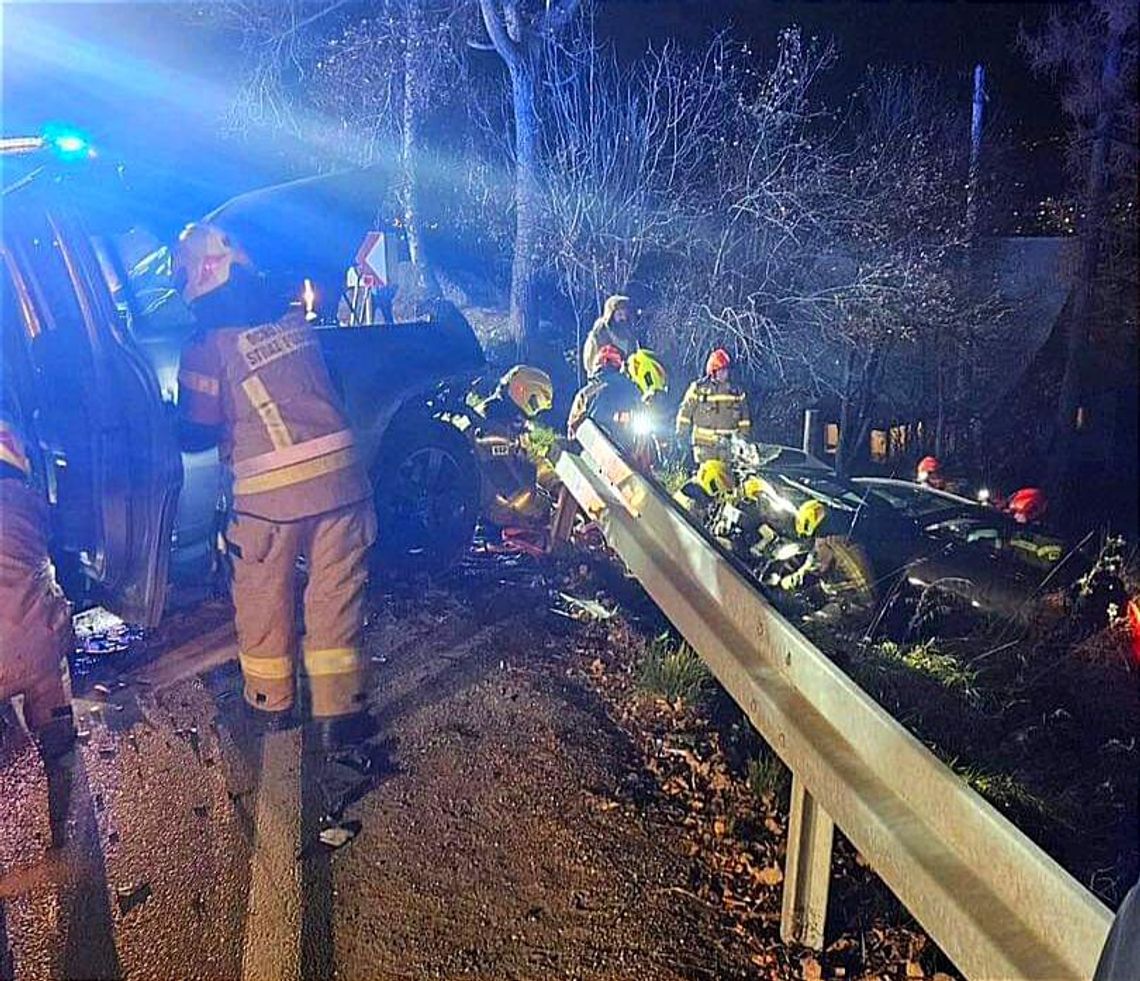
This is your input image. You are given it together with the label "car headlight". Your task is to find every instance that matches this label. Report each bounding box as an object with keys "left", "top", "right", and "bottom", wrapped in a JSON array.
[{"left": 976, "top": 488, "right": 990, "bottom": 503}]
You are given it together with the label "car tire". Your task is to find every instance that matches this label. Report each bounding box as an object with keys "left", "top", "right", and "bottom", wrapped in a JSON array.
[
  {"left": 371, "top": 413, "right": 479, "bottom": 573},
  {"left": 814, "top": 536, "right": 878, "bottom": 609}
]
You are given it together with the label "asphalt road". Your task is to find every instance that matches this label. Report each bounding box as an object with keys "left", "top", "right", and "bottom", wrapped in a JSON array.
[{"left": 0, "top": 555, "right": 775, "bottom": 980}]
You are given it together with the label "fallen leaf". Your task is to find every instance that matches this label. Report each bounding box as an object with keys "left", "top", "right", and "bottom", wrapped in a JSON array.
[
  {"left": 756, "top": 865, "right": 784, "bottom": 886},
  {"left": 801, "top": 955, "right": 823, "bottom": 981}
]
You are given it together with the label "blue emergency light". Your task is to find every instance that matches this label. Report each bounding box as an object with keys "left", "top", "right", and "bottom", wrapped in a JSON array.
[{"left": 42, "top": 124, "right": 95, "bottom": 160}]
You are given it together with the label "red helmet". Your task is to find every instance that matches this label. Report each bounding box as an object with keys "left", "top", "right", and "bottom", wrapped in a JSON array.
[
  {"left": 706, "top": 348, "right": 731, "bottom": 375},
  {"left": 594, "top": 344, "right": 625, "bottom": 372},
  {"left": 1006, "top": 487, "right": 1047, "bottom": 524},
  {"left": 916, "top": 456, "right": 941, "bottom": 480}
]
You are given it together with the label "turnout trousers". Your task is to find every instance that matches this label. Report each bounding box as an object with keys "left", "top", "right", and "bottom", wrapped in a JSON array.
[
  {"left": 0, "top": 481, "right": 72, "bottom": 731},
  {"left": 226, "top": 499, "right": 377, "bottom": 718}
]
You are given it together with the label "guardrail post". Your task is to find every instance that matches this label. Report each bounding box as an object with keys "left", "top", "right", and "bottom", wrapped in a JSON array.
[
  {"left": 780, "top": 775, "right": 835, "bottom": 950},
  {"left": 802, "top": 409, "right": 823, "bottom": 457},
  {"left": 547, "top": 484, "right": 578, "bottom": 551}
]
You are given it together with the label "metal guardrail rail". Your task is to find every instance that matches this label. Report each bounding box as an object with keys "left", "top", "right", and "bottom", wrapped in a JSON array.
[{"left": 555, "top": 419, "right": 1114, "bottom": 981}]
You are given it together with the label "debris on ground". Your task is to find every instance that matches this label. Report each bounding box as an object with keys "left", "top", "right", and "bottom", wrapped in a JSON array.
[
  {"left": 115, "top": 881, "right": 152, "bottom": 916},
  {"left": 318, "top": 822, "right": 360, "bottom": 851},
  {"left": 73, "top": 607, "right": 144, "bottom": 657},
  {"left": 555, "top": 591, "right": 616, "bottom": 621}
]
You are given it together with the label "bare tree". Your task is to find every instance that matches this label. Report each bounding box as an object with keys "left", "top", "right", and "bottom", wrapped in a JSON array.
[
  {"left": 539, "top": 27, "right": 734, "bottom": 375},
  {"left": 311, "top": 1, "right": 469, "bottom": 296},
  {"left": 476, "top": 0, "right": 583, "bottom": 352},
  {"left": 1021, "top": 0, "right": 1139, "bottom": 499}
]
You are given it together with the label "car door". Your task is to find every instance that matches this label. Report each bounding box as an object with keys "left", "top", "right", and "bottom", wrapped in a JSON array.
[{"left": 1, "top": 183, "right": 182, "bottom": 627}]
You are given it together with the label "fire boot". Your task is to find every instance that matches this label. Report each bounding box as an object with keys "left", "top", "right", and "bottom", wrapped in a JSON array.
[{"left": 314, "top": 712, "right": 377, "bottom": 754}]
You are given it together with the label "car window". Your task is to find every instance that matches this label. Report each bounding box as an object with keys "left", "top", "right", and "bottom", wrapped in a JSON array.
[{"left": 90, "top": 229, "right": 196, "bottom": 339}]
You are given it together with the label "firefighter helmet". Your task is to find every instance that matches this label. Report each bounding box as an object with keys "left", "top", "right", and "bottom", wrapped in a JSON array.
[
  {"left": 172, "top": 222, "right": 252, "bottom": 304},
  {"left": 706, "top": 348, "right": 731, "bottom": 376},
  {"left": 1007, "top": 487, "right": 1047, "bottom": 524},
  {"left": 501, "top": 365, "right": 554, "bottom": 419},
  {"left": 916, "top": 455, "right": 941, "bottom": 482},
  {"left": 696, "top": 458, "right": 735, "bottom": 500},
  {"left": 626, "top": 349, "right": 668, "bottom": 399},
  {"left": 594, "top": 344, "right": 625, "bottom": 373},
  {"left": 741, "top": 475, "right": 766, "bottom": 502},
  {"left": 795, "top": 499, "right": 827, "bottom": 538}
]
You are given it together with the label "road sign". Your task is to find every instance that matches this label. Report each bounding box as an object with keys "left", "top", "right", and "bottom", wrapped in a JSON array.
[{"left": 354, "top": 231, "right": 388, "bottom": 286}]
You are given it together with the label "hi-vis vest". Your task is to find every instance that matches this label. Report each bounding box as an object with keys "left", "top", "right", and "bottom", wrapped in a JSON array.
[
  {"left": 178, "top": 311, "right": 370, "bottom": 521},
  {"left": 675, "top": 377, "right": 751, "bottom": 447}
]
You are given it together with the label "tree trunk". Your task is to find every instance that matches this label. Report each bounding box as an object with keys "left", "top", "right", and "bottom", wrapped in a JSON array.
[
  {"left": 508, "top": 59, "right": 540, "bottom": 354},
  {"left": 401, "top": 2, "right": 441, "bottom": 300},
  {"left": 1047, "top": 25, "right": 1123, "bottom": 499}
]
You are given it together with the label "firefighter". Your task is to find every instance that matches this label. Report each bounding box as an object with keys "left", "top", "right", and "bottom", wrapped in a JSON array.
[
  {"left": 777, "top": 500, "right": 829, "bottom": 591},
  {"left": 675, "top": 348, "right": 752, "bottom": 465},
  {"left": 174, "top": 223, "right": 375, "bottom": 748},
  {"left": 0, "top": 411, "right": 76, "bottom": 841},
  {"left": 625, "top": 349, "right": 669, "bottom": 468},
  {"left": 582, "top": 294, "right": 638, "bottom": 379},
  {"left": 626, "top": 349, "right": 668, "bottom": 405},
  {"left": 915, "top": 455, "right": 943, "bottom": 487},
  {"left": 673, "top": 458, "right": 736, "bottom": 523},
  {"left": 463, "top": 365, "right": 554, "bottom": 532},
  {"left": 567, "top": 344, "right": 643, "bottom": 445},
  {"left": 1003, "top": 488, "right": 1062, "bottom": 567}
]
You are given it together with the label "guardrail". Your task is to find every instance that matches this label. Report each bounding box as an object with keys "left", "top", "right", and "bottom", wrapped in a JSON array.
[{"left": 555, "top": 419, "right": 1114, "bottom": 981}]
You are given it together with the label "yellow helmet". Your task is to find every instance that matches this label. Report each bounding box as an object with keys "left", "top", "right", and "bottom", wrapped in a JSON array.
[
  {"left": 501, "top": 365, "right": 554, "bottom": 418},
  {"left": 795, "top": 499, "right": 827, "bottom": 538},
  {"left": 740, "top": 475, "right": 766, "bottom": 502},
  {"left": 626, "top": 349, "right": 668, "bottom": 399},
  {"left": 696, "top": 458, "right": 735, "bottom": 500},
  {"left": 172, "top": 222, "right": 252, "bottom": 303}
]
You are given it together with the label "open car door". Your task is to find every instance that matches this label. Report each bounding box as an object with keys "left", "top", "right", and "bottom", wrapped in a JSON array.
[{"left": 1, "top": 181, "right": 182, "bottom": 627}]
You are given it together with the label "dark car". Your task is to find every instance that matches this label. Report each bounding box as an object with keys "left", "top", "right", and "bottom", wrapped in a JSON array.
[
  {"left": 853, "top": 476, "right": 1116, "bottom": 626},
  {"left": 2, "top": 141, "right": 485, "bottom": 627}
]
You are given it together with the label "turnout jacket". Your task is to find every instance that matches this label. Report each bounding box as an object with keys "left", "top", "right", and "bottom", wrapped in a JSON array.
[
  {"left": 178, "top": 310, "right": 370, "bottom": 522},
  {"left": 675, "top": 376, "right": 752, "bottom": 451}
]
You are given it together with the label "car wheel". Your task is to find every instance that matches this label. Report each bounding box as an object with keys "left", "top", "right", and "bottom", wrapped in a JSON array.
[
  {"left": 814, "top": 536, "right": 878, "bottom": 610},
  {"left": 371, "top": 414, "right": 479, "bottom": 573}
]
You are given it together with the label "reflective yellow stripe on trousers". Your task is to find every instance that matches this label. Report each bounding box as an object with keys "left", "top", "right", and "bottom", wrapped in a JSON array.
[
  {"left": 303, "top": 647, "right": 362, "bottom": 677},
  {"left": 239, "top": 652, "right": 294, "bottom": 680}
]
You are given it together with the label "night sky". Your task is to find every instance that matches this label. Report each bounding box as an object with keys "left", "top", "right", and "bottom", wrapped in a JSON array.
[{"left": 2, "top": 1, "right": 1060, "bottom": 227}]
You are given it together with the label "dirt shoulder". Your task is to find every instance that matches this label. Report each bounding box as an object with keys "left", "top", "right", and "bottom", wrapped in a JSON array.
[{"left": 3, "top": 551, "right": 937, "bottom": 980}]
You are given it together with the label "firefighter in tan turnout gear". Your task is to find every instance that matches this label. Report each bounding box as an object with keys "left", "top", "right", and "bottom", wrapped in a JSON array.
[
  {"left": 174, "top": 223, "right": 375, "bottom": 747},
  {"left": 0, "top": 412, "right": 76, "bottom": 842},
  {"left": 675, "top": 348, "right": 752, "bottom": 464}
]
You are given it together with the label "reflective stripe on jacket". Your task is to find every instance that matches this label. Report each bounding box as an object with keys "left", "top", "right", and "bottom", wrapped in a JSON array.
[
  {"left": 178, "top": 311, "right": 370, "bottom": 521},
  {"left": 675, "top": 377, "right": 752, "bottom": 447}
]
